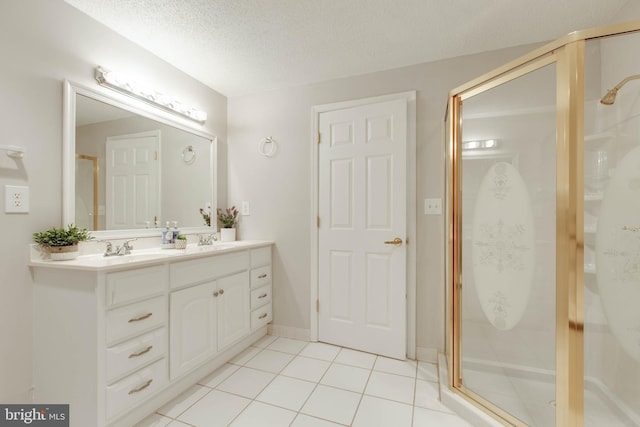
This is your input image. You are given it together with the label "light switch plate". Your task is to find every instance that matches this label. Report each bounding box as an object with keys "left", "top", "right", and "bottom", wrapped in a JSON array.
[
  {"left": 5, "top": 185, "right": 29, "bottom": 213},
  {"left": 424, "top": 198, "right": 442, "bottom": 215},
  {"left": 241, "top": 201, "right": 250, "bottom": 216}
]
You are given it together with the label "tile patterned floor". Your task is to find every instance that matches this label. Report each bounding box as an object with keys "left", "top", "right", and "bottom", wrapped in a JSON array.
[{"left": 135, "top": 336, "right": 472, "bottom": 427}]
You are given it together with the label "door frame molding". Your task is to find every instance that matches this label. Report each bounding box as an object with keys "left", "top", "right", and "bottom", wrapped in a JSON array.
[{"left": 310, "top": 91, "right": 417, "bottom": 359}]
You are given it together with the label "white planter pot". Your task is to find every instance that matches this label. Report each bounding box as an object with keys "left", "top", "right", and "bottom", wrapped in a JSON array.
[
  {"left": 220, "top": 228, "right": 236, "bottom": 242},
  {"left": 48, "top": 244, "right": 79, "bottom": 261}
]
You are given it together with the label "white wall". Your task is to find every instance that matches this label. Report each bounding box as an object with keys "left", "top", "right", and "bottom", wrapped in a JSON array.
[
  {"left": 0, "top": 0, "right": 227, "bottom": 402},
  {"left": 226, "top": 44, "right": 540, "bottom": 352}
]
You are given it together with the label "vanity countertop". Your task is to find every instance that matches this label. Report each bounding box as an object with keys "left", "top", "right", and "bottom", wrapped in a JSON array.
[{"left": 29, "top": 240, "right": 273, "bottom": 272}]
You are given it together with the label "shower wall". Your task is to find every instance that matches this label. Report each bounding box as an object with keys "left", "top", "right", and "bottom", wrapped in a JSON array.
[{"left": 583, "top": 33, "right": 640, "bottom": 425}]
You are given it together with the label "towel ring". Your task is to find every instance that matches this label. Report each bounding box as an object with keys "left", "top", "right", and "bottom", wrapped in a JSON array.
[
  {"left": 259, "top": 137, "right": 277, "bottom": 157},
  {"left": 182, "top": 145, "right": 196, "bottom": 164}
]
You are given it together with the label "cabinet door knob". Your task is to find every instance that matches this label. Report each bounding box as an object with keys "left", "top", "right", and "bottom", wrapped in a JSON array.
[
  {"left": 219, "top": 289, "right": 224, "bottom": 295},
  {"left": 213, "top": 291, "right": 219, "bottom": 297}
]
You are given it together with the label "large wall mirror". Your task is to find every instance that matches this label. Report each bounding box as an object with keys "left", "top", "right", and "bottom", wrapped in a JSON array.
[{"left": 63, "top": 80, "right": 217, "bottom": 238}]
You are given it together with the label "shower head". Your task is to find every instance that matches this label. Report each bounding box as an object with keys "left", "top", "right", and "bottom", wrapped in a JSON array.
[
  {"left": 600, "top": 74, "right": 640, "bottom": 105},
  {"left": 600, "top": 88, "right": 618, "bottom": 105}
]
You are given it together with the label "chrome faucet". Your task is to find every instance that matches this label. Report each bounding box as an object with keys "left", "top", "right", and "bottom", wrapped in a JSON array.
[
  {"left": 103, "top": 239, "right": 137, "bottom": 256},
  {"left": 198, "top": 233, "right": 218, "bottom": 246}
]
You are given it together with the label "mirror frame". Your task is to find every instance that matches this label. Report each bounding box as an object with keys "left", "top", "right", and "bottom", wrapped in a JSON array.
[{"left": 63, "top": 80, "right": 217, "bottom": 238}]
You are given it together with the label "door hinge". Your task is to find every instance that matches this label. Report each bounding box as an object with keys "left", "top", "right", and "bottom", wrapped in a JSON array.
[
  {"left": 317, "top": 132, "right": 321, "bottom": 144},
  {"left": 154, "top": 151, "right": 158, "bottom": 161},
  {"left": 317, "top": 216, "right": 320, "bottom": 228},
  {"left": 316, "top": 299, "right": 319, "bottom": 313}
]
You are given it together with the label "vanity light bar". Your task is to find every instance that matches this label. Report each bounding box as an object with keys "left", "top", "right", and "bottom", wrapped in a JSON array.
[
  {"left": 94, "top": 66, "right": 207, "bottom": 123},
  {"left": 462, "top": 139, "right": 499, "bottom": 150}
]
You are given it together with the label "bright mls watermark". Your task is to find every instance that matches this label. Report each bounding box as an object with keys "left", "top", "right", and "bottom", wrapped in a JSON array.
[{"left": 0, "top": 405, "right": 68, "bottom": 426}]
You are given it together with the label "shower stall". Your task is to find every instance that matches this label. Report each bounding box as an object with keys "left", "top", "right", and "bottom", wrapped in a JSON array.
[{"left": 445, "top": 20, "right": 640, "bottom": 426}]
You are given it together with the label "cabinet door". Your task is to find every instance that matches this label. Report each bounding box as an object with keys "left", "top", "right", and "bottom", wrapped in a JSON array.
[
  {"left": 169, "top": 281, "right": 217, "bottom": 379},
  {"left": 217, "top": 272, "right": 250, "bottom": 350}
]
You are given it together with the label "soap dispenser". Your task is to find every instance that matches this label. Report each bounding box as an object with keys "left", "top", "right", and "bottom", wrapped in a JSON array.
[
  {"left": 161, "top": 221, "right": 174, "bottom": 249},
  {"left": 172, "top": 221, "right": 180, "bottom": 242}
]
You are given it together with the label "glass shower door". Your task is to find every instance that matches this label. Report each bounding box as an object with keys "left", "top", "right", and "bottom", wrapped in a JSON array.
[
  {"left": 457, "top": 61, "right": 558, "bottom": 426},
  {"left": 583, "top": 33, "right": 640, "bottom": 427}
]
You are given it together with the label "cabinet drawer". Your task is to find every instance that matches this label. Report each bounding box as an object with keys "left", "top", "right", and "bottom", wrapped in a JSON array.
[
  {"left": 106, "top": 327, "right": 167, "bottom": 383},
  {"left": 250, "top": 246, "right": 271, "bottom": 268},
  {"left": 170, "top": 251, "right": 248, "bottom": 289},
  {"left": 106, "top": 358, "right": 168, "bottom": 420},
  {"left": 251, "top": 303, "right": 272, "bottom": 330},
  {"left": 250, "top": 265, "right": 271, "bottom": 289},
  {"left": 250, "top": 285, "right": 272, "bottom": 309},
  {"left": 106, "top": 296, "right": 167, "bottom": 344},
  {"left": 107, "top": 265, "right": 167, "bottom": 306}
]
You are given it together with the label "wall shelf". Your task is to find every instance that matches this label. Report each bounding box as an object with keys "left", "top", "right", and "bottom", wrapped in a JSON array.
[{"left": 0, "top": 144, "right": 25, "bottom": 158}]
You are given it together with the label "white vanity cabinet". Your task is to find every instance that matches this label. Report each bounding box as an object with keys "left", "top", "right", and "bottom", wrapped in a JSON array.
[
  {"left": 250, "top": 246, "right": 273, "bottom": 330},
  {"left": 30, "top": 242, "right": 272, "bottom": 427},
  {"left": 104, "top": 266, "right": 170, "bottom": 419},
  {"left": 169, "top": 281, "right": 218, "bottom": 379},
  {"left": 169, "top": 251, "right": 251, "bottom": 379}
]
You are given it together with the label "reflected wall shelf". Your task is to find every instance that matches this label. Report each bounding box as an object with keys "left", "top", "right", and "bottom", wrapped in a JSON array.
[
  {"left": 585, "top": 193, "right": 604, "bottom": 202},
  {"left": 0, "top": 144, "right": 24, "bottom": 158},
  {"left": 584, "top": 132, "right": 614, "bottom": 144}
]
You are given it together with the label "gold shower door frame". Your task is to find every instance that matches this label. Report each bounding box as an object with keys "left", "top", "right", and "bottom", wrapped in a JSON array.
[
  {"left": 76, "top": 153, "right": 99, "bottom": 231},
  {"left": 446, "top": 20, "right": 640, "bottom": 427}
]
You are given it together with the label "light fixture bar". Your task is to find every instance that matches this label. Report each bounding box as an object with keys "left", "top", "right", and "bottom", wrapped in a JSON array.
[
  {"left": 95, "top": 66, "right": 207, "bottom": 123},
  {"left": 462, "top": 139, "right": 499, "bottom": 151}
]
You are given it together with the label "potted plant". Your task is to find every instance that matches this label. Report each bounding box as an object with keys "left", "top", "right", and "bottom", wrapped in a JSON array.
[
  {"left": 217, "top": 206, "right": 239, "bottom": 241},
  {"left": 33, "top": 224, "right": 92, "bottom": 261},
  {"left": 175, "top": 234, "right": 188, "bottom": 249},
  {"left": 199, "top": 207, "right": 211, "bottom": 227}
]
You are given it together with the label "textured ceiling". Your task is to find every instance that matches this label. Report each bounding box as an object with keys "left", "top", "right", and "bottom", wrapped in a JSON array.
[{"left": 65, "top": 0, "right": 630, "bottom": 97}]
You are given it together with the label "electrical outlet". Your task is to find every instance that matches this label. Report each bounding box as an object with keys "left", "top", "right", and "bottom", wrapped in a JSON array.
[
  {"left": 424, "top": 198, "right": 442, "bottom": 215},
  {"left": 241, "top": 201, "right": 250, "bottom": 216},
  {"left": 5, "top": 185, "right": 29, "bottom": 213}
]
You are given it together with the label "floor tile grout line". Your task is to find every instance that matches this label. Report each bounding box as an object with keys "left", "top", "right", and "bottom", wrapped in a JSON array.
[
  {"left": 220, "top": 339, "right": 313, "bottom": 426},
  {"left": 148, "top": 339, "right": 464, "bottom": 427},
  {"left": 155, "top": 385, "right": 214, "bottom": 423},
  {"left": 410, "top": 359, "right": 418, "bottom": 427},
  {"left": 346, "top": 354, "right": 377, "bottom": 426}
]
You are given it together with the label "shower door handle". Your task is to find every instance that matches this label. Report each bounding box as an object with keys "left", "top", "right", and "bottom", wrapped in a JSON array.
[{"left": 384, "top": 237, "right": 404, "bottom": 247}]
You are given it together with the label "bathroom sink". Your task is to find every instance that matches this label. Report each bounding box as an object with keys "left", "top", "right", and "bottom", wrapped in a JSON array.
[
  {"left": 211, "top": 243, "right": 238, "bottom": 250},
  {"left": 77, "top": 249, "right": 174, "bottom": 264}
]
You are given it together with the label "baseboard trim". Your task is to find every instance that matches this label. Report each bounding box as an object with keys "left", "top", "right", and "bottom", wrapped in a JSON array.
[
  {"left": 416, "top": 347, "right": 438, "bottom": 362},
  {"left": 267, "top": 324, "right": 311, "bottom": 341}
]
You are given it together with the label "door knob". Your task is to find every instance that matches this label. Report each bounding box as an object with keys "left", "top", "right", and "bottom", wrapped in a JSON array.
[{"left": 384, "top": 237, "right": 403, "bottom": 246}]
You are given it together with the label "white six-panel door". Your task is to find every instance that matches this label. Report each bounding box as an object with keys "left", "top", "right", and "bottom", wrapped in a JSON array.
[
  {"left": 318, "top": 98, "right": 407, "bottom": 359},
  {"left": 106, "top": 130, "right": 160, "bottom": 230}
]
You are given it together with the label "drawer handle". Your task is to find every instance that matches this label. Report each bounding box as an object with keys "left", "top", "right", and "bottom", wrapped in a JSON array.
[
  {"left": 258, "top": 293, "right": 268, "bottom": 299},
  {"left": 128, "top": 379, "right": 153, "bottom": 395},
  {"left": 128, "top": 345, "right": 153, "bottom": 359},
  {"left": 258, "top": 313, "right": 268, "bottom": 319},
  {"left": 258, "top": 273, "right": 268, "bottom": 279},
  {"left": 128, "top": 313, "right": 153, "bottom": 323}
]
